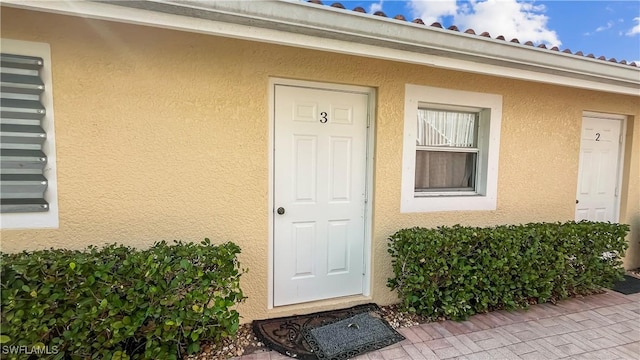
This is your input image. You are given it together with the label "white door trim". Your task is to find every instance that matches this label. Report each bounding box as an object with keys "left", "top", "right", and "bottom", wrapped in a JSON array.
[
  {"left": 579, "top": 111, "right": 627, "bottom": 222},
  {"left": 267, "top": 78, "right": 375, "bottom": 309}
]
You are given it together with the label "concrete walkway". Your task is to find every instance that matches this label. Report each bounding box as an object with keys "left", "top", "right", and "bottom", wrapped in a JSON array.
[{"left": 236, "top": 290, "right": 639, "bottom": 360}]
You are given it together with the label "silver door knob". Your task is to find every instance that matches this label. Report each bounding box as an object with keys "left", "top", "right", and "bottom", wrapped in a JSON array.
[{"left": 277, "top": 207, "right": 285, "bottom": 215}]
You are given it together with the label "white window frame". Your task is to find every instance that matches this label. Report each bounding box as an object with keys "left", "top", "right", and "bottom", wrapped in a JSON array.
[
  {"left": 401, "top": 84, "right": 502, "bottom": 213},
  {"left": 0, "top": 39, "right": 59, "bottom": 229}
]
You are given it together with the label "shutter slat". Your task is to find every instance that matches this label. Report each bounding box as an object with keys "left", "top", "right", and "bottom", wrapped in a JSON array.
[
  {"left": 1, "top": 149, "right": 47, "bottom": 174},
  {"left": 1, "top": 199, "right": 48, "bottom": 213},
  {"left": 0, "top": 98, "right": 45, "bottom": 120},
  {"left": 0, "top": 124, "right": 46, "bottom": 147},
  {"left": 0, "top": 174, "right": 47, "bottom": 199},
  {"left": 0, "top": 53, "right": 48, "bottom": 213},
  {"left": 1, "top": 73, "right": 44, "bottom": 95},
  {"left": 0, "top": 54, "right": 43, "bottom": 71}
]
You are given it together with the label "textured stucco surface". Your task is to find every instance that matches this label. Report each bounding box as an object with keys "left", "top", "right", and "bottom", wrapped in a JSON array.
[{"left": 1, "top": 8, "right": 639, "bottom": 322}]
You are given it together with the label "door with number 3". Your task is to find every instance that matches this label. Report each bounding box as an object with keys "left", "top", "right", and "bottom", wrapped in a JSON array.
[{"left": 273, "top": 84, "right": 370, "bottom": 306}]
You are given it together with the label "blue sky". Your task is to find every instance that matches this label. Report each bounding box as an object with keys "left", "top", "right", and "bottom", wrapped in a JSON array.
[{"left": 326, "top": 1, "right": 640, "bottom": 64}]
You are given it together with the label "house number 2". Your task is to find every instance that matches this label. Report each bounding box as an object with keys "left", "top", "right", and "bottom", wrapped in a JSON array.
[
  {"left": 595, "top": 133, "right": 601, "bottom": 141},
  {"left": 320, "top": 112, "right": 328, "bottom": 123}
]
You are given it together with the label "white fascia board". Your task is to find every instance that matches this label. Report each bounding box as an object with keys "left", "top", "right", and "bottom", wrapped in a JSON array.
[{"left": 3, "top": 0, "right": 639, "bottom": 96}]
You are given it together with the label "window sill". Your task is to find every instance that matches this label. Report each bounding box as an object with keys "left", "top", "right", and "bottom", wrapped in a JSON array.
[
  {"left": 415, "top": 191, "right": 478, "bottom": 197},
  {"left": 401, "top": 193, "right": 497, "bottom": 213}
]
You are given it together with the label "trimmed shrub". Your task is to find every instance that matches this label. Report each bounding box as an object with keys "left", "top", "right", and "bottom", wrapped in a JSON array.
[
  {"left": 387, "top": 221, "right": 629, "bottom": 321},
  {"left": 1, "top": 239, "right": 245, "bottom": 359}
]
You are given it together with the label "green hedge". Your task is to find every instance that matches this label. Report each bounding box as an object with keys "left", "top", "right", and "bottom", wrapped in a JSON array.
[
  {"left": 387, "top": 221, "right": 629, "bottom": 321},
  {"left": 1, "top": 239, "right": 245, "bottom": 359}
]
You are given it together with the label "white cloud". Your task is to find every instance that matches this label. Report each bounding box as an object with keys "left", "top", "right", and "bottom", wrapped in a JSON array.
[
  {"left": 626, "top": 17, "right": 640, "bottom": 36},
  {"left": 408, "top": 0, "right": 458, "bottom": 24},
  {"left": 595, "top": 21, "right": 614, "bottom": 32},
  {"left": 369, "top": 0, "right": 384, "bottom": 14},
  {"left": 409, "top": 0, "right": 560, "bottom": 47}
]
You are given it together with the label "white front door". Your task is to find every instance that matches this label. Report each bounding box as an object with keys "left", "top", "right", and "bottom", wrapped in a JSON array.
[
  {"left": 273, "top": 84, "right": 369, "bottom": 306},
  {"left": 575, "top": 114, "right": 623, "bottom": 222}
]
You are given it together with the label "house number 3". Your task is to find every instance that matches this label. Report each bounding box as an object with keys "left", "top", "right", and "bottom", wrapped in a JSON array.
[
  {"left": 595, "top": 133, "right": 601, "bottom": 141},
  {"left": 320, "top": 112, "right": 328, "bottom": 123}
]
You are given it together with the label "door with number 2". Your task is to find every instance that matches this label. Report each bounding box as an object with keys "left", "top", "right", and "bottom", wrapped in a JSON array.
[
  {"left": 575, "top": 114, "right": 624, "bottom": 222},
  {"left": 273, "top": 84, "right": 370, "bottom": 306}
]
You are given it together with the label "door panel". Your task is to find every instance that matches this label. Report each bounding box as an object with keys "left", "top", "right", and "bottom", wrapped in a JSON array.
[
  {"left": 575, "top": 116, "right": 622, "bottom": 222},
  {"left": 273, "top": 85, "right": 369, "bottom": 306}
]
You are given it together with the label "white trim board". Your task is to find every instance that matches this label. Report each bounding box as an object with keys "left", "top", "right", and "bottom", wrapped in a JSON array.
[{"left": 2, "top": 0, "right": 639, "bottom": 96}]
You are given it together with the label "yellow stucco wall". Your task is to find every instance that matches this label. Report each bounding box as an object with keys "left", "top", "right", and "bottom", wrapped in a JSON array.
[{"left": 1, "top": 8, "right": 639, "bottom": 322}]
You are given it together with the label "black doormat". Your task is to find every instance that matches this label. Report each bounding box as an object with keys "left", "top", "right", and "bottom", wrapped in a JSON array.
[
  {"left": 252, "top": 303, "right": 403, "bottom": 360},
  {"left": 612, "top": 275, "right": 640, "bottom": 295},
  {"left": 302, "top": 312, "right": 405, "bottom": 360}
]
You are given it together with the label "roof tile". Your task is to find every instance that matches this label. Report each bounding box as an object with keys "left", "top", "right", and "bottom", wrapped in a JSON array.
[{"left": 306, "top": 0, "right": 638, "bottom": 67}]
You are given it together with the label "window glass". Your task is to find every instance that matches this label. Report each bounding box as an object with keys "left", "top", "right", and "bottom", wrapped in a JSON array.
[
  {"left": 417, "top": 109, "right": 476, "bottom": 148},
  {"left": 415, "top": 151, "right": 476, "bottom": 191}
]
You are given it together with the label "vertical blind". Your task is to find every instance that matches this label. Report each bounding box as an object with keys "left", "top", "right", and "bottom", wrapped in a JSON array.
[{"left": 0, "top": 53, "right": 49, "bottom": 213}]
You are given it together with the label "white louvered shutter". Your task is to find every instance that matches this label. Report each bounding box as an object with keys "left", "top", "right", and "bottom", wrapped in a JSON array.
[{"left": 0, "top": 53, "right": 49, "bottom": 213}]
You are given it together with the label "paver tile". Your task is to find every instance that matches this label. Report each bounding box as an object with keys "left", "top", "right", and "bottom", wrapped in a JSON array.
[
  {"left": 590, "top": 336, "right": 619, "bottom": 349},
  {"left": 522, "top": 339, "right": 561, "bottom": 359},
  {"left": 442, "top": 321, "right": 470, "bottom": 336},
  {"left": 419, "top": 324, "right": 444, "bottom": 340},
  {"left": 458, "top": 320, "right": 481, "bottom": 333},
  {"left": 465, "top": 330, "right": 493, "bottom": 342},
  {"left": 541, "top": 324, "right": 571, "bottom": 336},
  {"left": 423, "top": 338, "right": 453, "bottom": 350},
  {"left": 491, "top": 327, "right": 523, "bottom": 345},
  {"left": 352, "top": 353, "right": 371, "bottom": 360},
  {"left": 381, "top": 346, "right": 410, "bottom": 360},
  {"left": 472, "top": 314, "right": 500, "bottom": 328},
  {"left": 431, "top": 323, "right": 455, "bottom": 338},
  {"left": 401, "top": 344, "right": 426, "bottom": 360},
  {"left": 411, "top": 326, "right": 434, "bottom": 342},
  {"left": 412, "top": 342, "right": 440, "bottom": 360},
  {"left": 432, "top": 345, "right": 463, "bottom": 359},
  {"left": 487, "top": 347, "right": 521, "bottom": 359},
  {"left": 467, "top": 316, "right": 491, "bottom": 331},
  {"left": 501, "top": 322, "right": 532, "bottom": 334},
  {"left": 506, "top": 341, "right": 536, "bottom": 356},
  {"left": 443, "top": 336, "right": 473, "bottom": 355},
  {"left": 455, "top": 334, "right": 484, "bottom": 353},
  {"left": 513, "top": 329, "right": 543, "bottom": 342},
  {"left": 368, "top": 350, "right": 386, "bottom": 360},
  {"left": 559, "top": 333, "right": 600, "bottom": 352},
  {"left": 464, "top": 352, "right": 493, "bottom": 360},
  {"left": 474, "top": 336, "right": 505, "bottom": 351},
  {"left": 566, "top": 311, "right": 590, "bottom": 322},
  {"left": 555, "top": 316, "right": 587, "bottom": 332},
  {"left": 620, "top": 342, "right": 640, "bottom": 356},
  {"left": 542, "top": 334, "right": 570, "bottom": 347},
  {"left": 536, "top": 303, "right": 566, "bottom": 317},
  {"left": 532, "top": 338, "right": 568, "bottom": 358},
  {"left": 538, "top": 317, "right": 560, "bottom": 327},
  {"left": 398, "top": 328, "right": 423, "bottom": 344},
  {"left": 518, "top": 350, "right": 549, "bottom": 360},
  {"left": 609, "top": 343, "right": 640, "bottom": 360}
]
